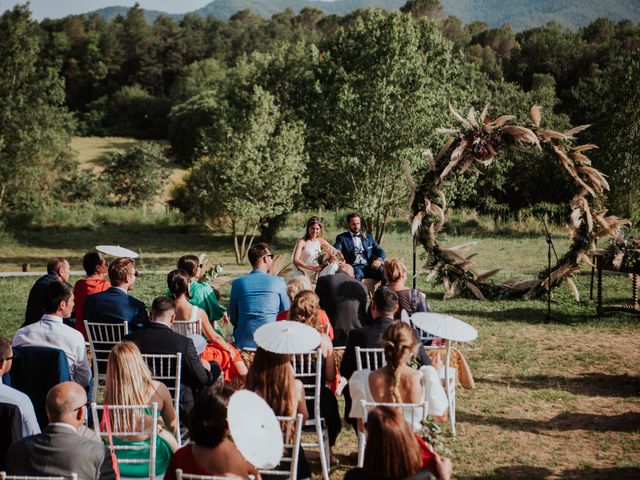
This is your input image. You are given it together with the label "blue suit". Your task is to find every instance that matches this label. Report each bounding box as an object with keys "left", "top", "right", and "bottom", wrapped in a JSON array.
[
  {"left": 229, "top": 270, "right": 289, "bottom": 349},
  {"left": 334, "top": 231, "right": 386, "bottom": 281},
  {"left": 84, "top": 287, "right": 148, "bottom": 331}
]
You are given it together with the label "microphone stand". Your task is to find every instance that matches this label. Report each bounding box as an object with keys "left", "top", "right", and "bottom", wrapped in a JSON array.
[{"left": 542, "top": 216, "right": 559, "bottom": 323}]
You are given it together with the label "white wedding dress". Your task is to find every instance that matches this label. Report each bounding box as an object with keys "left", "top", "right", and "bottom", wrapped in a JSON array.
[{"left": 292, "top": 239, "right": 339, "bottom": 281}]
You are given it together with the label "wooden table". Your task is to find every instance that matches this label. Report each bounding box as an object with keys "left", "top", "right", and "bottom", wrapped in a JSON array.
[{"left": 592, "top": 253, "right": 640, "bottom": 315}]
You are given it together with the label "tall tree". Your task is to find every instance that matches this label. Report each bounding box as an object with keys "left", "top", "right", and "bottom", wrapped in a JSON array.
[
  {"left": 0, "top": 5, "right": 73, "bottom": 212},
  {"left": 308, "top": 10, "right": 476, "bottom": 243},
  {"left": 172, "top": 86, "right": 307, "bottom": 263}
]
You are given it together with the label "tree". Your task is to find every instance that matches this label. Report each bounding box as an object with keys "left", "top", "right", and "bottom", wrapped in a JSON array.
[
  {"left": 0, "top": 5, "right": 74, "bottom": 212},
  {"left": 99, "top": 142, "right": 169, "bottom": 206},
  {"left": 308, "top": 11, "right": 476, "bottom": 243},
  {"left": 400, "top": 0, "right": 443, "bottom": 20},
  {"left": 172, "top": 86, "right": 307, "bottom": 263}
]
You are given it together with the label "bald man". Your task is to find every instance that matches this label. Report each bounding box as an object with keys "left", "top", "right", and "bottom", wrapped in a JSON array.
[{"left": 7, "top": 381, "right": 116, "bottom": 480}]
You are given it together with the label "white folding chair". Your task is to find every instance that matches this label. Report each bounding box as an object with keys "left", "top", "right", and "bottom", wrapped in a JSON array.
[
  {"left": 258, "top": 413, "right": 304, "bottom": 480},
  {"left": 291, "top": 348, "right": 330, "bottom": 480},
  {"left": 84, "top": 321, "right": 129, "bottom": 401},
  {"left": 0, "top": 474, "right": 78, "bottom": 480},
  {"left": 171, "top": 319, "right": 201, "bottom": 337},
  {"left": 354, "top": 345, "right": 457, "bottom": 435},
  {"left": 176, "top": 470, "right": 253, "bottom": 480},
  {"left": 354, "top": 346, "right": 385, "bottom": 371},
  {"left": 141, "top": 353, "right": 183, "bottom": 446},
  {"left": 356, "top": 400, "right": 428, "bottom": 467},
  {"left": 91, "top": 402, "right": 158, "bottom": 480}
]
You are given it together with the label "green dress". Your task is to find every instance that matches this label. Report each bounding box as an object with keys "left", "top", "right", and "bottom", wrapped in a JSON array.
[
  {"left": 112, "top": 430, "right": 173, "bottom": 477},
  {"left": 189, "top": 281, "right": 227, "bottom": 322}
]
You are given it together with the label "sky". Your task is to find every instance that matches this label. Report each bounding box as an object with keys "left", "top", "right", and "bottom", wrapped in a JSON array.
[{"left": 1, "top": 1, "right": 214, "bottom": 20}]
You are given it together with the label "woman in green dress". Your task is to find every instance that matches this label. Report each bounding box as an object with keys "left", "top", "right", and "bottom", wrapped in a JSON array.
[{"left": 176, "top": 255, "right": 227, "bottom": 323}]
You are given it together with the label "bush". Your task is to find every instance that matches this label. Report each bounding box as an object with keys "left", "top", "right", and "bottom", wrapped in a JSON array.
[{"left": 99, "top": 142, "right": 169, "bottom": 207}]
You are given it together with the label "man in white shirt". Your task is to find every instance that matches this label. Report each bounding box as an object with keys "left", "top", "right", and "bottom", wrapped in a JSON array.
[
  {"left": 0, "top": 337, "right": 40, "bottom": 437},
  {"left": 13, "top": 281, "right": 92, "bottom": 387}
]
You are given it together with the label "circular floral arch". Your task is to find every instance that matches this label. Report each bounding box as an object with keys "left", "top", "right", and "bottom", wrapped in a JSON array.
[{"left": 409, "top": 105, "right": 630, "bottom": 300}]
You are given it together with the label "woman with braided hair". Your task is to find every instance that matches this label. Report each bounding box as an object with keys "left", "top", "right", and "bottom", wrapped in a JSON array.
[{"left": 348, "top": 322, "right": 451, "bottom": 479}]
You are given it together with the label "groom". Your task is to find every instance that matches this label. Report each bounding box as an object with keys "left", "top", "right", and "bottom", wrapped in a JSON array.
[{"left": 334, "top": 213, "right": 386, "bottom": 282}]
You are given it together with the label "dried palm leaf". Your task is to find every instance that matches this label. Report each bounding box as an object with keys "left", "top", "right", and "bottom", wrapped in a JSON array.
[
  {"left": 570, "top": 208, "right": 582, "bottom": 228},
  {"left": 502, "top": 125, "right": 541, "bottom": 148},
  {"left": 426, "top": 223, "right": 437, "bottom": 247},
  {"left": 488, "top": 115, "right": 516, "bottom": 129},
  {"left": 467, "top": 107, "right": 479, "bottom": 128},
  {"left": 411, "top": 211, "right": 425, "bottom": 235},
  {"left": 571, "top": 144, "right": 598, "bottom": 153},
  {"left": 565, "top": 276, "right": 580, "bottom": 301},
  {"left": 530, "top": 105, "right": 542, "bottom": 128},
  {"left": 466, "top": 281, "right": 487, "bottom": 300},
  {"left": 435, "top": 137, "right": 456, "bottom": 163},
  {"left": 476, "top": 269, "right": 500, "bottom": 281},
  {"left": 577, "top": 166, "right": 609, "bottom": 192},
  {"left": 440, "top": 139, "right": 469, "bottom": 179},
  {"left": 576, "top": 251, "right": 595, "bottom": 268},
  {"left": 444, "top": 279, "right": 461, "bottom": 299},
  {"left": 437, "top": 190, "right": 447, "bottom": 213},
  {"left": 613, "top": 251, "right": 624, "bottom": 269},
  {"left": 445, "top": 241, "right": 479, "bottom": 252},
  {"left": 436, "top": 128, "right": 459, "bottom": 135},
  {"left": 449, "top": 104, "right": 471, "bottom": 129},
  {"left": 479, "top": 103, "right": 490, "bottom": 123},
  {"left": 563, "top": 124, "right": 591, "bottom": 137},
  {"left": 539, "top": 129, "right": 568, "bottom": 140}
]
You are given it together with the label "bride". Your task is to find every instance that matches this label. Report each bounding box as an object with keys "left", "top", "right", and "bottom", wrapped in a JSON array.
[{"left": 292, "top": 216, "right": 342, "bottom": 281}]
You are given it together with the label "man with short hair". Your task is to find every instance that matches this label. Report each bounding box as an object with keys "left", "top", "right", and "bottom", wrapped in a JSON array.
[
  {"left": 0, "top": 337, "right": 40, "bottom": 437},
  {"left": 84, "top": 257, "right": 148, "bottom": 330},
  {"left": 315, "top": 264, "right": 368, "bottom": 346},
  {"left": 334, "top": 213, "right": 386, "bottom": 282},
  {"left": 229, "top": 243, "right": 290, "bottom": 348},
  {"left": 13, "top": 281, "right": 92, "bottom": 387},
  {"left": 339, "top": 287, "right": 431, "bottom": 427},
  {"left": 23, "top": 257, "right": 71, "bottom": 327},
  {"left": 125, "top": 296, "right": 220, "bottom": 421},
  {"left": 7, "top": 381, "right": 116, "bottom": 480}
]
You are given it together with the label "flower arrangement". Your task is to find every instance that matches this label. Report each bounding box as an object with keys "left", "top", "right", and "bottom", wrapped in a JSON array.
[
  {"left": 605, "top": 236, "right": 640, "bottom": 271},
  {"left": 316, "top": 249, "right": 344, "bottom": 268}
]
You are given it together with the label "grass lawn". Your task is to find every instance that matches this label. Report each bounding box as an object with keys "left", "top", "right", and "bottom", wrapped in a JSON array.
[{"left": 0, "top": 219, "right": 638, "bottom": 479}]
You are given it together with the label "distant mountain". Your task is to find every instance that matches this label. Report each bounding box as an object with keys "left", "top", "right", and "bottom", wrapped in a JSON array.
[
  {"left": 86, "top": 5, "right": 180, "bottom": 23},
  {"left": 88, "top": 0, "right": 640, "bottom": 30}
]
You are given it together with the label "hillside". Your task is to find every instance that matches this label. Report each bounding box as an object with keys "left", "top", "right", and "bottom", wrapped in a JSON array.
[{"left": 88, "top": 0, "right": 640, "bottom": 30}]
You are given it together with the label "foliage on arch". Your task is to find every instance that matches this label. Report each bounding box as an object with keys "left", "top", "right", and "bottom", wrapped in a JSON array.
[{"left": 409, "top": 104, "right": 630, "bottom": 300}]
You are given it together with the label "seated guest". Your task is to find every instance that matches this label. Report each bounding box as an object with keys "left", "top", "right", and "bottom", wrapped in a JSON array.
[
  {"left": 246, "top": 347, "right": 310, "bottom": 479},
  {"left": 277, "top": 276, "right": 334, "bottom": 340},
  {"left": 340, "top": 288, "right": 431, "bottom": 429},
  {"left": 229, "top": 243, "right": 289, "bottom": 348},
  {"left": 288, "top": 290, "right": 341, "bottom": 459},
  {"left": 344, "top": 406, "right": 451, "bottom": 480},
  {"left": 348, "top": 322, "right": 448, "bottom": 432},
  {"left": 0, "top": 337, "right": 40, "bottom": 436},
  {"left": 176, "top": 255, "right": 228, "bottom": 323},
  {"left": 13, "top": 281, "right": 92, "bottom": 387},
  {"left": 73, "top": 251, "right": 111, "bottom": 340},
  {"left": 164, "top": 386, "right": 261, "bottom": 480},
  {"left": 84, "top": 257, "right": 148, "bottom": 331},
  {"left": 125, "top": 296, "right": 220, "bottom": 422},
  {"left": 168, "top": 269, "right": 247, "bottom": 382},
  {"left": 104, "top": 341, "right": 179, "bottom": 478},
  {"left": 7, "top": 381, "right": 116, "bottom": 480},
  {"left": 23, "top": 257, "right": 71, "bottom": 327},
  {"left": 315, "top": 263, "right": 367, "bottom": 346},
  {"left": 385, "top": 258, "right": 431, "bottom": 317}
]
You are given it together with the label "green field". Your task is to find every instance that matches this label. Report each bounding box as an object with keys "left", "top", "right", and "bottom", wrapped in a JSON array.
[{"left": 1, "top": 215, "right": 638, "bottom": 479}]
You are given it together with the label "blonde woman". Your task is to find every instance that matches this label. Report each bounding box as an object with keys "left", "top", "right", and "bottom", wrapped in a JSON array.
[
  {"left": 104, "top": 341, "right": 179, "bottom": 477},
  {"left": 276, "top": 276, "right": 334, "bottom": 340},
  {"left": 384, "top": 258, "right": 431, "bottom": 318}
]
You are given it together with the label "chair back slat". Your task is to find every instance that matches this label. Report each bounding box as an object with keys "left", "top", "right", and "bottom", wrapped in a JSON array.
[
  {"left": 172, "top": 319, "right": 201, "bottom": 337},
  {"left": 0, "top": 475, "right": 78, "bottom": 480},
  {"left": 84, "top": 321, "right": 129, "bottom": 402},
  {"left": 258, "top": 414, "right": 303, "bottom": 480},
  {"left": 176, "top": 470, "right": 254, "bottom": 480},
  {"left": 141, "top": 354, "right": 182, "bottom": 446},
  {"left": 355, "top": 347, "right": 386, "bottom": 371},
  {"left": 91, "top": 402, "right": 158, "bottom": 480}
]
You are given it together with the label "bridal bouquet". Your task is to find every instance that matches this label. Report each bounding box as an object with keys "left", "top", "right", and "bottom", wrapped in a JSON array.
[{"left": 316, "top": 249, "right": 344, "bottom": 268}]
